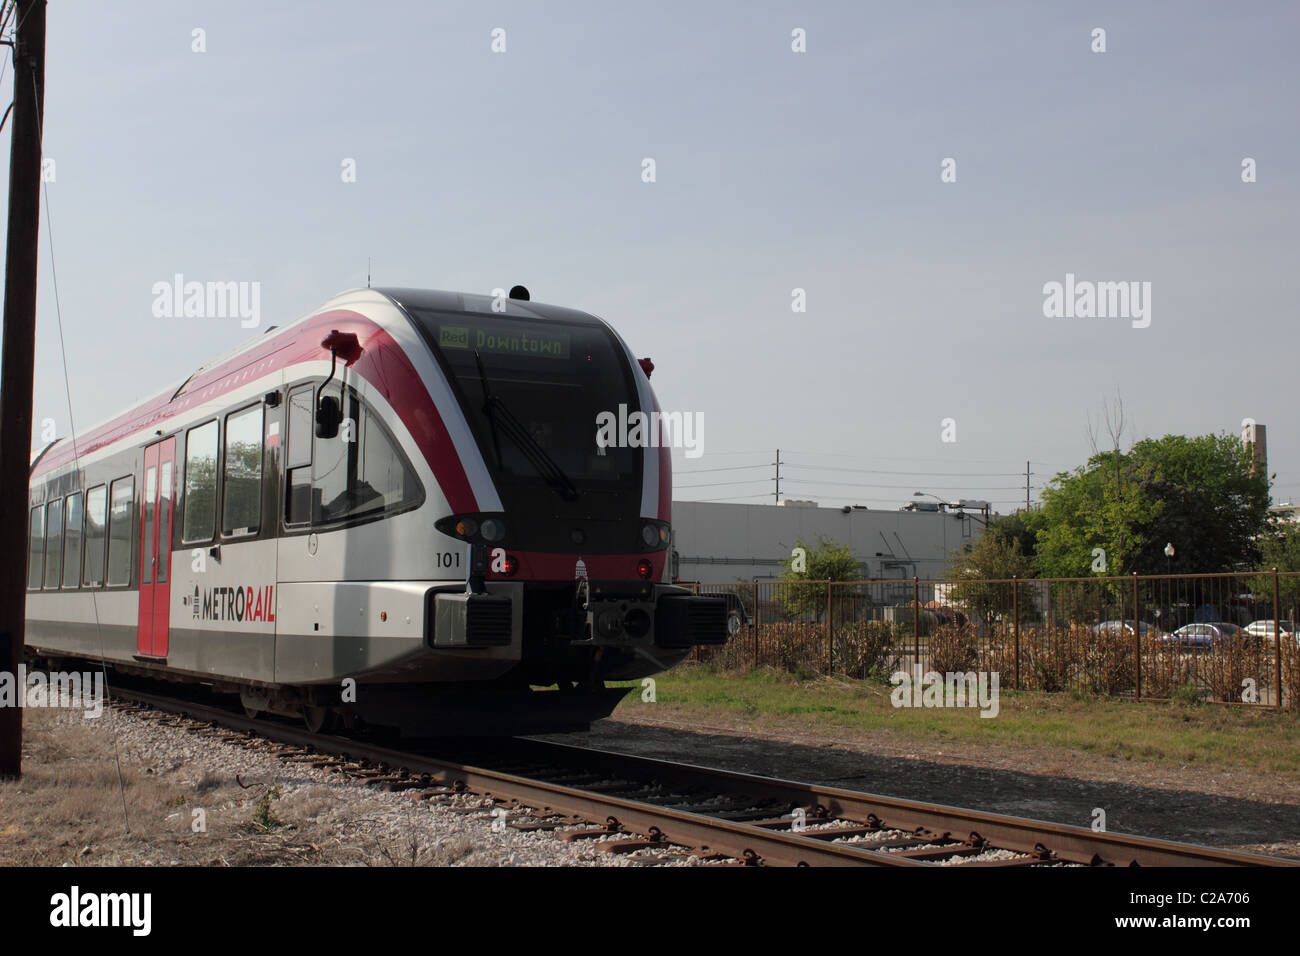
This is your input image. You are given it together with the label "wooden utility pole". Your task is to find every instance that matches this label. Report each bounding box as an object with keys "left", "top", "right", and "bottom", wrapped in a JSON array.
[{"left": 0, "top": 0, "right": 48, "bottom": 779}]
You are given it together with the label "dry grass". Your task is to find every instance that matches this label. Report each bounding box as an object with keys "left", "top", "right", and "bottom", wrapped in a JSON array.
[
  {"left": 699, "top": 620, "right": 1297, "bottom": 709},
  {"left": 0, "top": 709, "right": 501, "bottom": 866}
]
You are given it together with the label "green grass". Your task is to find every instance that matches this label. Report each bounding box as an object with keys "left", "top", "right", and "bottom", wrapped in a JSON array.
[{"left": 613, "top": 664, "right": 1300, "bottom": 778}]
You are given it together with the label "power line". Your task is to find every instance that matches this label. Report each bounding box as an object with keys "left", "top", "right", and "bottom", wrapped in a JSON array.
[
  {"left": 672, "top": 463, "right": 770, "bottom": 475},
  {"left": 782, "top": 479, "right": 1032, "bottom": 492},
  {"left": 780, "top": 462, "right": 1025, "bottom": 478},
  {"left": 673, "top": 478, "right": 771, "bottom": 489}
]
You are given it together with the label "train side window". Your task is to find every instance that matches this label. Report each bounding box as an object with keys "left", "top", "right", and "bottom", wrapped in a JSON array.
[
  {"left": 107, "top": 476, "right": 134, "bottom": 587},
  {"left": 182, "top": 420, "right": 218, "bottom": 543},
  {"left": 43, "top": 498, "right": 64, "bottom": 590},
  {"left": 63, "top": 492, "right": 84, "bottom": 589},
  {"left": 27, "top": 506, "right": 44, "bottom": 590},
  {"left": 308, "top": 390, "right": 420, "bottom": 525},
  {"left": 285, "top": 385, "right": 314, "bottom": 525},
  {"left": 83, "top": 485, "right": 107, "bottom": 587},
  {"left": 357, "top": 409, "right": 417, "bottom": 517},
  {"left": 222, "top": 404, "right": 264, "bottom": 536},
  {"left": 157, "top": 459, "right": 172, "bottom": 583},
  {"left": 311, "top": 390, "right": 357, "bottom": 524}
]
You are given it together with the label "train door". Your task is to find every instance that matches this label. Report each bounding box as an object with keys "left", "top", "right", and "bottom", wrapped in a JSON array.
[{"left": 137, "top": 437, "right": 176, "bottom": 658}]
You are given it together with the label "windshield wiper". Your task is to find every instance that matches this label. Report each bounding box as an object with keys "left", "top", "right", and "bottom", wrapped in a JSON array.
[
  {"left": 474, "top": 351, "right": 580, "bottom": 502},
  {"left": 474, "top": 352, "right": 505, "bottom": 469}
]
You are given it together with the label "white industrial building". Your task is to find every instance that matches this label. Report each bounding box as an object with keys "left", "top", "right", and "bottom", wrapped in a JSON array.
[{"left": 669, "top": 499, "right": 992, "bottom": 584}]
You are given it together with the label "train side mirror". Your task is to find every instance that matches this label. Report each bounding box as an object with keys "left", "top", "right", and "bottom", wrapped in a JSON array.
[{"left": 316, "top": 395, "right": 341, "bottom": 438}]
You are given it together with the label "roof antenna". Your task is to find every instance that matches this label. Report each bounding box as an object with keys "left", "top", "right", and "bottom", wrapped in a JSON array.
[{"left": 367, "top": 257, "right": 371, "bottom": 288}]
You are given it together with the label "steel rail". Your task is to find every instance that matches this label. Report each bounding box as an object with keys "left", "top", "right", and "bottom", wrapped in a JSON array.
[
  {"left": 110, "top": 688, "right": 1294, "bottom": 867},
  {"left": 496, "top": 738, "right": 1296, "bottom": 867},
  {"left": 110, "top": 687, "right": 922, "bottom": 867}
]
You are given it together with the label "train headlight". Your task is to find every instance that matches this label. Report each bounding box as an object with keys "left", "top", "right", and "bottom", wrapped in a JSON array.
[
  {"left": 641, "top": 523, "right": 659, "bottom": 548},
  {"left": 480, "top": 519, "right": 505, "bottom": 542},
  {"left": 456, "top": 517, "right": 479, "bottom": 537},
  {"left": 658, "top": 525, "right": 670, "bottom": 546}
]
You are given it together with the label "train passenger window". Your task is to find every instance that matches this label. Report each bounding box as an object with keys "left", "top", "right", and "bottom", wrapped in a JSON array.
[
  {"left": 63, "top": 492, "right": 84, "bottom": 589},
  {"left": 107, "top": 476, "right": 134, "bottom": 587},
  {"left": 142, "top": 465, "right": 156, "bottom": 583},
  {"left": 286, "top": 387, "right": 313, "bottom": 469},
  {"left": 43, "top": 498, "right": 64, "bottom": 590},
  {"left": 157, "top": 460, "right": 172, "bottom": 583},
  {"left": 182, "top": 420, "right": 218, "bottom": 542},
  {"left": 27, "top": 506, "right": 44, "bottom": 590},
  {"left": 222, "top": 404, "right": 264, "bottom": 535},
  {"left": 285, "top": 386, "right": 314, "bottom": 525},
  {"left": 83, "top": 485, "right": 107, "bottom": 587}
]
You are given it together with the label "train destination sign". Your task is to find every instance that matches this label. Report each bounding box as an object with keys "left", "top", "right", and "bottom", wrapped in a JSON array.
[{"left": 438, "top": 324, "right": 570, "bottom": 359}]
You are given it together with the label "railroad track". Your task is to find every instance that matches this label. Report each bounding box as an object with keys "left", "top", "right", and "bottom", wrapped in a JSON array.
[{"left": 110, "top": 686, "right": 1295, "bottom": 868}]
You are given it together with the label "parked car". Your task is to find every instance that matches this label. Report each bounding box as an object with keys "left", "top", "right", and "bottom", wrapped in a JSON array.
[
  {"left": 1243, "top": 619, "right": 1296, "bottom": 642},
  {"left": 1092, "top": 620, "right": 1167, "bottom": 639},
  {"left": 1165, "top": 622, "right": 1246, "bottom": 649},
  {"left": 711, "top": 592, "right": 751, "bottom": 636}
]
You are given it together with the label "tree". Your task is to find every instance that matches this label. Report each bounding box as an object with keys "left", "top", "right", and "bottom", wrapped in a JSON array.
[
  {"left": 1033, "top": 433, "right": 1268, "bottom": 577},
  {"left": 1249, "top": 520, "right": 1300, "bottom": 621},
  {"left": 947, "top": 515, "right": 1038, "bottom": 622},
  {"left": 779, "top": 536, "right": 862, "bottom": 619}
]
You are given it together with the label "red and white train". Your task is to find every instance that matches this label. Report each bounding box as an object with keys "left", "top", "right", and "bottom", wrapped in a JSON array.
[{"left": 25, "top": 286, "right": 725, "bottom": 733}]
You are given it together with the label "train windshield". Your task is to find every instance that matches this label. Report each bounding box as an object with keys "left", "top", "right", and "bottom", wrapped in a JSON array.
[{"left": 414, "top": 310, "right": 642, "bottom": 501}]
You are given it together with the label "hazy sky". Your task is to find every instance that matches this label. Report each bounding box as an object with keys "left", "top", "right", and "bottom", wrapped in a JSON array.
[{"left": 7, "top": 0, "right": 1298, "bottom": 511}]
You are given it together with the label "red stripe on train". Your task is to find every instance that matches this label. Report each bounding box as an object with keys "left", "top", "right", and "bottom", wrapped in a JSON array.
[
  {"left": 32, "top": 310, "right": 482, "bottom": 513},
  {"left": 488, "top": 550, "right": 665, "bottom": 583}
]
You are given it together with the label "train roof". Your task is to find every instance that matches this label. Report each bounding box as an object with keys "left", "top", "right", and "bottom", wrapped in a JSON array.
[
  {"left": 373, "top": 287, "right": 607, "bottom": 327},
  {"left": 29, "top": 286, "right": 615, "bottom": 473}
]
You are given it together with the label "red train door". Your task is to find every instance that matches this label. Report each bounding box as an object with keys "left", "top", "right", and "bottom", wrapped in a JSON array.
[{"left": 136, "top": 438, "right": 176, "bottom": 658}]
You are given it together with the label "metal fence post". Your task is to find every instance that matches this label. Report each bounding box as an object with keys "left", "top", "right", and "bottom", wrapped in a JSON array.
[
  {"left": 913, "top": 576, "right": 921, "bottom": 671},
  {"left": 1274, "top": 567, "right": 1282, "bottom": 711},
  {"left": 1013, "top": 575, "right": 1021, "bottom": 691},
  {"left": 1133, "top": 571, "right": 1141, "bottom": 701},
  {"left": 826, "top": 580, "right": 833, "bottom": 674},
  {"left": 753, "top": 577, "right": 760, "bottom": 670}
]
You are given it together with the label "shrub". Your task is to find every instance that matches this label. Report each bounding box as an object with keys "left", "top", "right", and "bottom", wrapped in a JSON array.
[{"left": 927, "top": 624, "right": 980, "bottom": 674}]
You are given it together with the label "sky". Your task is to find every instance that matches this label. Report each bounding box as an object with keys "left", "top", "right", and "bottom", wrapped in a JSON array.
[{"left": 5, "top": 0, "right": 1298, "bottom": 512}]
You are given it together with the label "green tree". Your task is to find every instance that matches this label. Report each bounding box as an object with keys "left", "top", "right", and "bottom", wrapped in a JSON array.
[
  {"left": 1249, "top": 520, "right": 1300, "bottom": 620},
  {"left": 779, "top": 536, "right": 862, "bottom": 619},
  {"left": 1033, "top": 433, "right": 1267, "bottom": 577},
  {"left": 947, "top": 515, "right": 1038, "bottom": 622}
]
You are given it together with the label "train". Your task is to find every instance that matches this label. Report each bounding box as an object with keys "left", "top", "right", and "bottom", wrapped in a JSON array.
[{"left": 25, "top": 286, "right": 727, "bottom": 734}]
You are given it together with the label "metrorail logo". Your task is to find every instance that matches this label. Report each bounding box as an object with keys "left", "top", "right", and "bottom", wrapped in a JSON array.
[
  {"left": 595, "top": 404, "right": 704, "bottom": 459},
  {"left": 0, "top": 666, "right": 104, "bottom": 718},
  {"left": 194, "top": 584, "right": 276, "bottom": 622}
]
